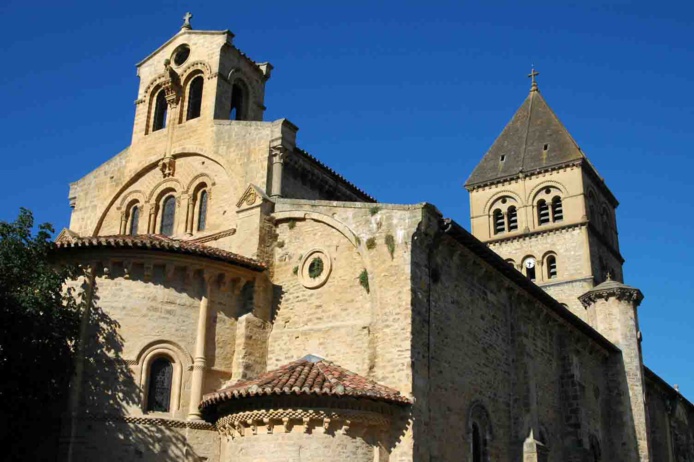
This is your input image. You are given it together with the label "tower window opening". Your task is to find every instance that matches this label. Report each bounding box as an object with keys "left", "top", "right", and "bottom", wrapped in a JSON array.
[
  {"left": 152, "top": 90, "right": 168, "bottom": 132},
  {"left": 160, "top": 195, "right": 176, "bottom": 236},
  {"left": 146, "top": 357, "right": 173, "bottom": 413},
  {"left": 537, "top": 199, "right": 550, "bottom": 225},
  {"left": 197, "top": 190, "right": 208, "bottom": 232},
  {"left": 507, "top": 206, "right": 518, "bottom": 231},
  {"left": 230, "top": 83, "right": 246, "bottom": 121},
  {"left": 547, "top": 255, "right": 557, "bottom": 279},
  {"left": 493, "top": 209, "right": 504, "bottom": 235},
  {"left": 500, "top": 155, "right": 506, "bottom": 162},
  {"left": 552, "top": 196, "right": 563, "bottom": 222},
  {"left": 524, "top": 258, "right": 536, "bottom": 281},
  {"left": 186, "top": 76, "right": 204, "bottom": 121},
  {"left": 129, "top": 205, "right": 140, "bottom": 236},
  {"left": 543, "top": 143, "right": 549, "bottom": 151}
]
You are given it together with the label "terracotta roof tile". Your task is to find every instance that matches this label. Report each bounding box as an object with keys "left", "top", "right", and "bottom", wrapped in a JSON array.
[
  {"left": 53, "top": 232, "right": 265, "bottom": 271},
  {"left": 200, "top": 355, "right": 411, "bottom": 410}
]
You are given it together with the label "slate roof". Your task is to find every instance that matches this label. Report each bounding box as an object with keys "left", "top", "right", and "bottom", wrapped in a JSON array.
[
  {"left": 199, "top": 355, "right": 411, "bottom": 410},
  {"left": 53, "top": 232, "right": 266, "bottom": 271},
  {"left": 465, "top": 87, "right": 586, "bottom": 188}
]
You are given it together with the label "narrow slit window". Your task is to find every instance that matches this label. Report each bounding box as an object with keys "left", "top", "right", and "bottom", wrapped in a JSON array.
[
  {"left": 160, "top": 195, "right": 176, "bottom": 236},
  {"left": 537, "top": 199, "right": 550, "bottom": 225},
  {"left": 197, "top": 190, "right": 208, "bottom": 232},
  {"left": 547, "top": 255, "right": 557, "bottom": 279},
  {"left": 552, "top": 196, "right": 563, "bottom": 222},
  {"left": 129, "top": 206, "right": 140, "bottom": 236},
  {"left": 230, "top": 83, "right": 246, "bottom": 121},
  {"left": 493, "top": 209, "right": 504, "bottom": 235},
  {"left": 472, "top": 423, "right": 482, "bottom": 462},
  {"left": 507, "top": 206, "right": 518, "bottom": 231},
  {"left": 186, "top": 76, "right": 204, "bottom": 121},
  {"left": 152, "top": 90, "right": 168, "bottom": 132},
  {"left": 500, "top": 155, "right": 506, "bottom": 162},
  {"left": 146, "top": 357, "right": 173, "bottom": 413}
]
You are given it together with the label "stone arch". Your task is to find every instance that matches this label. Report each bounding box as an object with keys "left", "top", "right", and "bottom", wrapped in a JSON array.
[
  {"left": 118, "top": 190, "right": 146, "bottom": 210},
  {"left": 134, "top": 339, "right": 192, "bottom": 416},
  {"left": 467, "top": 401, "right": 493, "bottom": 462},
  {"left": 484, "top": 189, "right": 523, "bottom": 215},
  {"left": 147, "top": 178, "right": 184, "bottom": 203},
  {"left": 141, "top": 73, "right": 169, "bottom": 103},
  {"left": 527, "top": 180, "right": 568, "bottom": 203},
  {"left": 178, "top": 60, "right": 212, "bottom": 81},
  {"left": 186, "top": 173, "right": 216, "bottom": 195},
  {"left": 273, "top": 211, "right": 361, "bottom": 250},
  {"left": 92, "top": 152, "right": 227, "bottom": 236}
]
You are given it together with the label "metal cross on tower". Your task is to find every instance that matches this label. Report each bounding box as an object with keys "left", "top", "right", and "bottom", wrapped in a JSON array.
[{"left": 528, "top": 67, "right": 540, "bottom": 91}]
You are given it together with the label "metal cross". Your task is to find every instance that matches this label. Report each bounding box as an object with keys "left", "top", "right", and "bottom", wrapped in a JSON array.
[
  {"left": 182, "top": 12, "right": 193, "bottom": 29},
  {"left": 528, "top": 67, "right": 540, "bottom": 85}
]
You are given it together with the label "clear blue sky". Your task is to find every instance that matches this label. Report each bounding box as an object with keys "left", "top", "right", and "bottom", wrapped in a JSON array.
[{"left": 1, "top": 1, "right": 692, "bottom": 394}]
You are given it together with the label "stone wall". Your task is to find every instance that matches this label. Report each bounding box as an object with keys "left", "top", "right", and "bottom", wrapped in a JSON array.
[{"left": 411, "top": 213, "right": 616, "bottom": 461}]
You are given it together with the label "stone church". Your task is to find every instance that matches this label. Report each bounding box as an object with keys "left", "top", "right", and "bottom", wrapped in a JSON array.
[{"left": 54, "top": 15, "right": 693, "bottom": 462}]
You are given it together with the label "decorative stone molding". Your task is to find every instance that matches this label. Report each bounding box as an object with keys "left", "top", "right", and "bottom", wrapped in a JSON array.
[
  {"left": 159, "top": 156, "right": 176, "bottom": 178},
  {"left": 82, "top": 414, "right": 215, "bottom": 431},
  {"left": 215, "top": 408, "right": 390, "bottom": 439},
  {"left": 578, "top": 284, "right": 644, "bottom": 308}
]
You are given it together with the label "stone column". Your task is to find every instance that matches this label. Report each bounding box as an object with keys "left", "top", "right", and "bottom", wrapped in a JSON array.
[
  {"left": 269, "top": 144, "right": 287, "bottom": 198},
  {"left": 185, "top": 195, "right": 195, "bottom": 235},
  {"left": 187, "top": 271, "right": 215, "bottom": 420},
  {"left": 119, "top": 212, "right": 127, "bottom": 235},
  {"left": 579, "top": 278, "right": 650, "bottom": 461}
]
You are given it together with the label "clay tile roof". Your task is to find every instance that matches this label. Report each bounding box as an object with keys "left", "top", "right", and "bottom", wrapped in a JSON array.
[
  {"left": 199, "top": 355, "right": 411, "bottom": 410},
  {"left": 465, "top": 87, "right": 586, "bottom": 188},
  {"left": 53, "top": 232, "right": 265, "bottom": 272}
]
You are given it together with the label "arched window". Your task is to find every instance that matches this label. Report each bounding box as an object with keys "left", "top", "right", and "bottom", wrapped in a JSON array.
[
  {"left": 507, "top": 206, "right": 518, "bottom": 231},
  {"left": 230, "top": 82, "right": 246, "bottom": 120},
  {"left": 468, "top": 402, "right": 492, "bottom": 462},
  {"left": 152, "top": 90, "right": 168, "bottom": 132},
  {"left": 537, "top": 199, "right": 550, "bottom": 225},
  {"left": 493, "top": 209, "right": 504, "bottom": 235},
  {"left": 129, "top": 205, "right": 140, "bottom": 236},
  {"left": 601, "top": 209, "right": 611, "bottom": 243},
  {"left": 186, "top": 76, "right": 204, "bottom": 121},
  {"left": 524, "top": 257, "right": 536, "bottom": 281},
  {"left": 146, "top": 357, "right": 173, "bottom": 412},
  {"left": 551, "top": 196, "right": 563, "bottom": 222},
  {"left": 197, "top": 190, "right": 208, "bottom": 232},
  {"left": 472, "top": 423, "right": 483, "bottom": 462},
  {"left": 160, "top": 195, "right": 176, "bottom": 236},
  {"left": 546, "top": 255, "right": 557, "bottom": 279}
]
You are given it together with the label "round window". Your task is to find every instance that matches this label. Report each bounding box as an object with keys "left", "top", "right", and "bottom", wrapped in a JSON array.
[
  {"left": 298, "top": 249, "right": 332, "bottom": 289},
  {"left": 172, "top": 44, "right": 190, "bottom": 66}
]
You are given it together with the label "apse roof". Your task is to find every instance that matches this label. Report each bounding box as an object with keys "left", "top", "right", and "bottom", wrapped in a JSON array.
[
  {"left": 53, "top": 232, "right": 266, "bottom": 271},
  {"left": 199, "top": 355, "right": 411, "bottom": 410}
]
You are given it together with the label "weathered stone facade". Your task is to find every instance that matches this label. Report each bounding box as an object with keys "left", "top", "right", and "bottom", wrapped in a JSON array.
[{"left": 55, "top": 17, "right": 692, "bottom": 462}]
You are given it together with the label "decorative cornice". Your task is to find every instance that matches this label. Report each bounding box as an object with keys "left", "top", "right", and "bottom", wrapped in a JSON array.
[
  {"left": 82, "top": 414, "right": 215, "bottom": 431},
  {"left": 466, "top": 160, "right": 582, "bottom": 192},
  {"left": 215, "top": 408, "right": 390, "bottom": 439},
  {"left": 486, "top": 221, "right": 586, "bottom": 246},
  {"left": 578, "top": 285, "right": 644, "bottom": 308},
  {"left": 190, "top": 228, "right": 237, "bottom": 244}
]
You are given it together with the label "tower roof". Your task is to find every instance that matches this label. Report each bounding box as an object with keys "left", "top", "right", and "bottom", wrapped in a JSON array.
[{"left": 465, "top": 84, "right": 586, "bottom": 188}]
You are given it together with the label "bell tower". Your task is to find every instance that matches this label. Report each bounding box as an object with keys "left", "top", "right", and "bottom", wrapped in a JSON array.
[{"left": 465, "top": 71, "right": 624, "bottom": 324}]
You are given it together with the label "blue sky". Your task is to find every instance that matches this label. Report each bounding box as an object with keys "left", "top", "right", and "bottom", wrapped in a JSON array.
[{"left": 1, "top": 1, "right": 692, "bottom": 394}]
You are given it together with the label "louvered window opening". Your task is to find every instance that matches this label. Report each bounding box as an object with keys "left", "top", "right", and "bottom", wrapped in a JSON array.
[
  {"left": 538, "top": 200, "right": 550, "bottom": 225},
  {"left": 153, "top": 90, "right": 168, "bottom": 132},
  {"left": 507, "top": 206, "right": 518, "bottom": 231},
  {"left": 547, "top": 256, "right": 558, "bottom": 279},
  {"left": 186, "top": 76, "right": 204, "bottom": 121},
  {"left": 129, "top": 206, "right": 139, "bottom": 236},
  {"left": 160, "top": 196, "right": 176, "bottom": 236},
  {"left": 552, "top": 196, "right": 564, "bottom": 222},
  {"left": 146, "top": 357, "right": 173, "bottom": 412},
  {"left": 493, "top": 209, "right": 504, "bottom": 234},
  {"left": 197, "top": 190, "right": 208, "bottom": 231}
]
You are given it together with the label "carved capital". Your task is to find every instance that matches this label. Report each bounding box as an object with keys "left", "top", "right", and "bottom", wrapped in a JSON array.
[{"left": 270, "top": 144, "right": 288, "bottom": 164}]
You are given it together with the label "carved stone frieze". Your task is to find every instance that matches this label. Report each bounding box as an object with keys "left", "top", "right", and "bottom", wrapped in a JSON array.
[{"left": 578, "top": 285, "right": 644, "bottom": 308}]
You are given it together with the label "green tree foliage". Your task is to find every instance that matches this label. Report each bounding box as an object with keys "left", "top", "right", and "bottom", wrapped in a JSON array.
[{"left": 0, "top": 209, "right": 80, "bottom": 459}]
